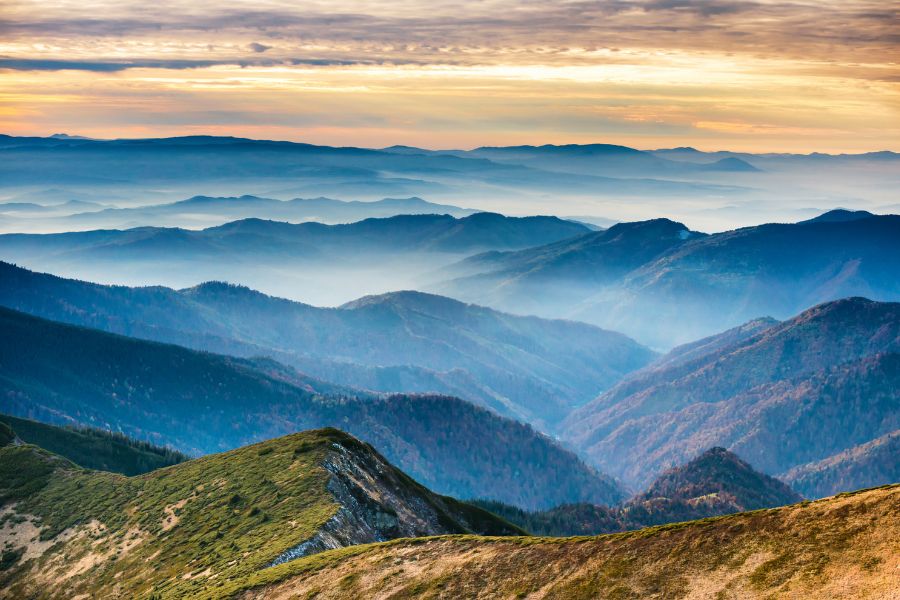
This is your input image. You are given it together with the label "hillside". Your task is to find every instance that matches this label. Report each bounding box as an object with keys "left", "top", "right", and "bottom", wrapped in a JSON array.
[
  {"left": 472, "top": 447, "right": 802, "bottom": 536},
  {"left": 0, "top": 307, "right": 625, "bottom": 509},
  {"left": 0, "top": 428, "right": 520, "bottom": 599},
  {"left": 563, "top": 298, "right": 900, "bottom": 488},
  {"left": 0, "top": 414, "right": 188, "bottom": 475},
  {"left": 232, "top": 485, "right": 900, "bottom": 600},
  {"left": 0, "top": 262, "right": 655, "bottom": 428},
  {"left": 783, "top": 431, "right": 900, "bottom": 498},
  {"left": 435, "top": 213, "right": 900, "bottom": 348}
]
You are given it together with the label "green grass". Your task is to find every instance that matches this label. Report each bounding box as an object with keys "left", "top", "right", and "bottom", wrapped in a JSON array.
[{"left": 0, "top": 429, "right": 348, "bottom": 599}]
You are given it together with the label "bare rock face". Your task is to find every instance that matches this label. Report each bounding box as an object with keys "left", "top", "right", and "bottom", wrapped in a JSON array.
[{"left": 270, "top": 437, "right": 520, "bottom": 565}]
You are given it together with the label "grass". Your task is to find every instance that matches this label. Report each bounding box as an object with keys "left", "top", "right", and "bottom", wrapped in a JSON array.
[
  {"left": 4, "top": 424, "right": 897, "bottom": 600},
  {"left": 0, "top": 429, "right": 346, "bottom": 599},
  {"left": 223, "top": 484, "right": 900, "bottom": 600}
]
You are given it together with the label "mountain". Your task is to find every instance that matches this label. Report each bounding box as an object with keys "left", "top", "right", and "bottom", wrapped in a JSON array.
[
  {"left": 56, "top": 195, "right": 478, "bottom": 231},
  {"left": 563, "top": 298, "right": 900, "bottom": 489},
  {"left": 436, "top": 213, "right": 900, "bottom": 347},
  {"left": 0, "top": 427, "right": 521, "bottom": 598},
  {"left": 0, "top": 306, "right": 626, "bottom": 509},
  {"left": 699, "top": 156, "right": 760, "bottom": 172},
  {"left": 467, "top": 500, "right": 627, "bottom": 537},
  {"left": 0, "top": 135, "right": 731, "bottom": 204},
  {"left": 0, "top": 414, "right": 189, "bottom": 476},
  {"left": 2, "top": 135, "right": 895, "bottom": 234},
  {"left": 625, "top": 447, "right": 802, "bottom": 525},
  {"left": 801, "top": 208, "right": 877, "bottom": 223},
  {"left": 0, "top": 211, "right": 589, "bottom": 260},
  {"left": 472, "top": 447, "right": 801, "bottom": 536},
  {"left": 432, "top": 218, "right": 703, "bottom": 317},
  {"left": 445, "top": 143, "right": 764, "bottom": 178},
  {"left": 230, "top": 484, "right": 900, "bottom": 599},
  {"left": 0, "top": 212, "right": 592, "bottom": 305},
  {"left": 783, "top": 430, "right": 900, "bottom": 498},
  {"left": 646, "top": 317, "right": 779, "bottom": 371},
  {"left": 0, "top": 262, "right": 654, "bottom": 428}
]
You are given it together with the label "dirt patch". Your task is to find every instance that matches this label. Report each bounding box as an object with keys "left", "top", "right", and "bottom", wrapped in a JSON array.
[{"left": 162, "top": 498, "right": 188, "bottom": 532}]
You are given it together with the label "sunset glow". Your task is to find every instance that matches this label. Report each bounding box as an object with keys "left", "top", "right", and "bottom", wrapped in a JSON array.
[{"left": 1, "top": 0, "right": 897, "bottom": 151}]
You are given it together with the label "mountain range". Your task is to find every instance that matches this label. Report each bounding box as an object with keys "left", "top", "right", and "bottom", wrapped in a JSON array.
[
  {"left": 4, "top": 134, "right": 898, "bottom": 233},
  {"left": 563, "top": 297, "right": 900, "bottom": 491},
  {"left": 0, "top": 212, "right": 592, "bottom": 305},
  {"left": 0, "top": 211, "right": 589, "bottom": 260},
  {"left": 5, "top": 209, "right": 899, "bottom": 345},
  {"left": 0, "top": 195, "right": 480, "bottom": 233},
  {"left": 0, "top": 306, "right": 625, "bottom": 509},
  {"left": 434, "top": 210, "right": 900, "bottom": 347},
  {"left": 0, "top": 134, "right": 749, "bottom": 202},
  {"left": 0, "top": 261, "right": 654, "bottom": 428}
]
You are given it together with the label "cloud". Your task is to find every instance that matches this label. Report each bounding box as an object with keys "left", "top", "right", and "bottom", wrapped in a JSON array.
[
  {"left": 0, "top": 1, "right": 896, "bottom": 152},
  {"left": 0, "top": 1, "right": 896, "bottom": 66},
  {"left": 247, "top": 42, "right": 272, "bottom": 53},
  {"left": 0, "top": 57, "right": 394, "bottom": 72}
]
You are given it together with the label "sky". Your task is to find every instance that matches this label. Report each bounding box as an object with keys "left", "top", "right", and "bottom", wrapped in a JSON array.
[{"left": 1, "top": 0, "right": 898, "bottom": 152}]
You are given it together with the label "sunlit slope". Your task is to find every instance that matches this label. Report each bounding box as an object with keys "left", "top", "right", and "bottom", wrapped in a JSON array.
[
  {"left": 0, "top": 428, "right": 519, "bottom": 599},
  {"left": 235, "top": 485, "right": 900, "bottom": 600}
]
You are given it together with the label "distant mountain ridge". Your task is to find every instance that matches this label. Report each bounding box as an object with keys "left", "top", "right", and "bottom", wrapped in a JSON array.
[
  {"left": 782, "top": 429, "right": 900, "bottom": 499},
  {"left": 0, "top": 134, "right": 739, "bottom": 201},
  {"left": 435, "top": 212, "right": 900, "bottom": 347},
  {"left": 55, "top": 195, "right": 479, "bottom": 230},
  {"left": 0, "top": 261, "right": 654, "bottom": 428},
  {"left": 0, "top": 211, "right": 590, "bottom": 260}
]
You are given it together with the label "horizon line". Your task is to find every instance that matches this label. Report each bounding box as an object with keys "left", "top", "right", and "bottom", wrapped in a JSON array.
[{"left": 4, "top": 132, "right": 898, "bottom": 157}]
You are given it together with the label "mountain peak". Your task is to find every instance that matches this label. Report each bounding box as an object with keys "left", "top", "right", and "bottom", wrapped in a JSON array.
[
  {"left": 637, "top": 447, "right": 802, "bottom": 509},
  {"left": 339, "top": 289, "right": 467, "bottom": 313},
  {"left": 802, "top": 208, "right": 876, "bottom": 224},
  {"left": 702, "top": 156, "right": 760, "bottom": 172},
  {"left": 604, "top": 217, "right": 698, "bottom": 240}
]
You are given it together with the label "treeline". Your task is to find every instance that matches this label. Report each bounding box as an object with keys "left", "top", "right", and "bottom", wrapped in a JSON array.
[{"left": 0, "top": 414, "right": 189, "bottom": 476}]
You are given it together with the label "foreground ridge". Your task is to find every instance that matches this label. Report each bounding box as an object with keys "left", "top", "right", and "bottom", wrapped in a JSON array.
[
  {"left": 234, "top": 485, "right": 900, "bottom": 600},
  {"left": 0, "top": 428, "right": 519, "bottom": 599}
]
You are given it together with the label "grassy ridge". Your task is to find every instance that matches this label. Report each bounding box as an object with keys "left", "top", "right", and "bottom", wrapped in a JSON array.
[
  {"left": 0, "top": 427, "right": 519, "bottom": 599},
  {"left": 0, "top": 431, "right": 340, "bottom": 599},
  {"left": 232, "top": 485, "right": 900, "bottom": 599}
]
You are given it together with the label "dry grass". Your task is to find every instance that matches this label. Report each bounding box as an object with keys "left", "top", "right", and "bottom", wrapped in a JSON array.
[{"left": 235, "top": 485, "right": 900, "bottom": 600}]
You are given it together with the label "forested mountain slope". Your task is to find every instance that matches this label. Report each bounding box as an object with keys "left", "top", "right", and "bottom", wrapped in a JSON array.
[
  {"left": 0, "top": 261, "right": 654, "bottom": 427},
  {"left": 0, "top": 307, "right": 625, "bottom": 509},
  {"left": 563, "top": 298, "right": 900, "bottom": 489}
]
